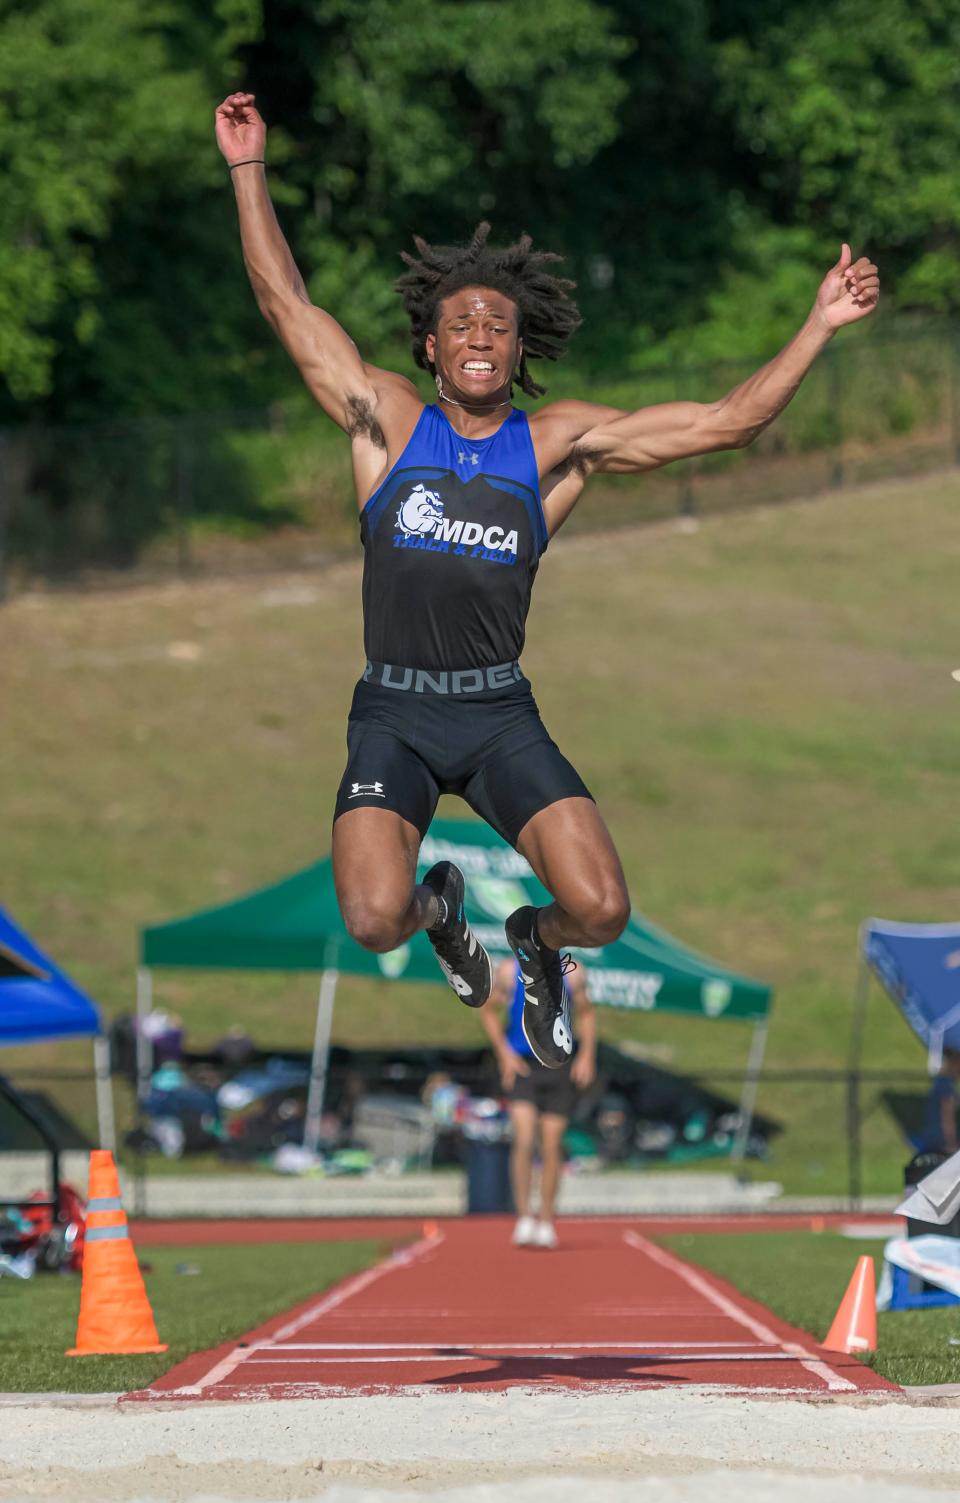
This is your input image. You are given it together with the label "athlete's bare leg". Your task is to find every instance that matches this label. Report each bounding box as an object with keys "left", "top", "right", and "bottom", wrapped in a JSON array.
[
  {"left": 508, "top": 1100, "right": 537, "bottom": 1217},
  {"left": 333, "top": 807, "right": 438, "bottom": 952},
  {"left": 516, "top": 796, "right": 630, "bottom": 951},
  {"left": 538, "top": 1112, "right": 567, "bottom": 1221}
]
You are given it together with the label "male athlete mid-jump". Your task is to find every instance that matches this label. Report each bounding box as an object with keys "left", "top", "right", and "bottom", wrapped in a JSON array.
[{"left": 216, "top": 93, "right": 879, "bottom": 1069}]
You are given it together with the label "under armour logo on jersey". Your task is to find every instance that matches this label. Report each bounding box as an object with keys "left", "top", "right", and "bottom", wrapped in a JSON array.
[
  {"left": 457, "top": 450, "right": 480, "bottom": 466},
  {"left": 349, "top": 781, "right": 385, "bottom": 798}
]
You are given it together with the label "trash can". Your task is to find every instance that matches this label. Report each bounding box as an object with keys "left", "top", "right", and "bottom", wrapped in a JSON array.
[{"left": 465, "top": 1138, "right": 514, "bottom": 1215}]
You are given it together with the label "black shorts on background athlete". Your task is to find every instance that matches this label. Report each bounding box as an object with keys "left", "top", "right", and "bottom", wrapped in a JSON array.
[
  {"left": 333, "top": 403, "right": 592, "bottom": 845},
  {"left": 509, "top": 1056, "right": 578, "bottom": 1118}
]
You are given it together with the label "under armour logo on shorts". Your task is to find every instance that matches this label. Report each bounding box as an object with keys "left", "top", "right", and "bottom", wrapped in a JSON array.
[{"left": 349, "top": 781, "right": 385, "bottom": 798}]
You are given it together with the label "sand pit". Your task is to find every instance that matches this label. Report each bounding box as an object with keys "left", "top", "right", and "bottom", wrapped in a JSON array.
[{"left": 2, "top": 1388, "right": 960, "bottom": 1502}]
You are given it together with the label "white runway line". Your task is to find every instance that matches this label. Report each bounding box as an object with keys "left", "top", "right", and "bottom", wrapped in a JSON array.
[
  {"left": 242, "top": 1352, "right": 817, "bottom": 1366},
  {"left": 252, "top": 1346, "right": 769, "bottom": 1358},
  {"left": 623, "top": 1230, "right": 855, "bottom": 1393}
]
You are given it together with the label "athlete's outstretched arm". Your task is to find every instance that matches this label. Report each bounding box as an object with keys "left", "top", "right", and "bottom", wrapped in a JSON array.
[
  {"left": 576, "top": 246, "right": 879, "bottom": 476},
  {"left": 216, "top": 93, "right": 411, "bottom": 441}
]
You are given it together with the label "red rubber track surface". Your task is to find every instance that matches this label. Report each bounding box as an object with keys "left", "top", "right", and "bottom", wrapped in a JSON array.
[
  {"left": 129, "top": 1212, "right": 893, "bottom": 1246},
  {"left": 131, "top": 1217, "right": 895, "bottom": 1401}
]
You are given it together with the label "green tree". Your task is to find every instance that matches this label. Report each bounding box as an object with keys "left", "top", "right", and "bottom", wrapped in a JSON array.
[
  {"left": 704, "top": 0, "right": 960, "bottom": 342},
  {"left": 246, "top": 0, "right": 634, "bottom": 360},
  {"left": 5, "top": 0, "right": 958, "bottom": 426},
  {"left": 0, "top": 0, "right": 265, "bottom": 418}
]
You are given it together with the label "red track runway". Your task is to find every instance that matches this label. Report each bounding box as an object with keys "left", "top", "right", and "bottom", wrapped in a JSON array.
[
  {"left": 137, "top": 1217, "right": 894, "bottom": 1401},
  {"left": 129, "top": 1212, "right": 892, "bottom": 1247}
]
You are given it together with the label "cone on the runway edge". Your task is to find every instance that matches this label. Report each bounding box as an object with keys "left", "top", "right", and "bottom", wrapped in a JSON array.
[
  {"left": 822, "top": 1254, "right": 876, "bottom": 1354},
  {"left": 67, "top": 1150, "right": 167, "bottom": 1356}
]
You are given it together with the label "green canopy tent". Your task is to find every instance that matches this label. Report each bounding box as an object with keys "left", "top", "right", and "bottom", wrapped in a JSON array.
[{"left": 140, "top": 818, "right": 772, "bottom": 1157}]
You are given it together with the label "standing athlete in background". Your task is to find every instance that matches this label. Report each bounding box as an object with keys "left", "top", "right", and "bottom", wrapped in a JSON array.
[
  {"left": 216, "top": 92, "right": 879, "bottom": 1070},
  {"left": 481, "top": 956, "right": 596, "bottom": 1248}
]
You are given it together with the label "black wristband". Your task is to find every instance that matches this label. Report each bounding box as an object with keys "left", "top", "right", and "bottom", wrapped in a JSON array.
[{"left": 229, "top": 159, "right": 265, "bottom": 171}]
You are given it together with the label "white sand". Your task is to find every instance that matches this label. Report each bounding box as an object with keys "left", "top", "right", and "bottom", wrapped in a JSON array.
[{"left": 2, "top": 1388, "right": 960, "bottom": 1501}]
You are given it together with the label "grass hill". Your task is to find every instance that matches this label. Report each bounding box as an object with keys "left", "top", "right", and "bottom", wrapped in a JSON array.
[{"left": 6, "top": 468, "right": 960, "bottom": 1195}]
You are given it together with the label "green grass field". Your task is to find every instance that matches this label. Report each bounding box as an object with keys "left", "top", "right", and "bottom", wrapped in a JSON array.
[
  {"left": 5, "top": 468, "right": 960, "bottom": 1194},
  {"left": 0, "top": 1239, "right": 384, "bottom": 1394},
  {"left": 661, "top": 1229, "right": 960, "bottom": 1387}
]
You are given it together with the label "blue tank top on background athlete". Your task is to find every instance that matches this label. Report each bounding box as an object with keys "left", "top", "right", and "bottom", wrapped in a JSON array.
[
  {"left": 360, "top": 405, "right": 548, "bottom": 673},
  {"left": 505, "top": 961, "right": 535, "bottom": 1059},
  {"left": 505, "top": 961, "right": 573, "bottom": 1061}
]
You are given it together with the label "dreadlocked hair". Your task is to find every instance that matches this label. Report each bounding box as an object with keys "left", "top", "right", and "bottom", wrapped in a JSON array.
[{"left": 396, "top": 222, "right": 582, "bottom": 399}]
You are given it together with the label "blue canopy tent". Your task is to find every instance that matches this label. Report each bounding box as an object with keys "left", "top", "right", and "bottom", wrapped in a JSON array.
[
  {"left": 843, "top": 918, "right": 960, "bottom": 1204},
  {"left": 0, "top": 906, "right": 115, "bottom": 1154},
  {"left": 858, "top": 919, "right": 960, "bottom": 1067}
]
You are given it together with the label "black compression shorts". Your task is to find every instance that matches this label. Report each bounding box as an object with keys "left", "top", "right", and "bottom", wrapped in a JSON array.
[
  {"left": 509, "top": 1056, "right": 578, "bottom": 1118},
  {"left": 333, "top": 671, "right": 592, "bottom": 847}
]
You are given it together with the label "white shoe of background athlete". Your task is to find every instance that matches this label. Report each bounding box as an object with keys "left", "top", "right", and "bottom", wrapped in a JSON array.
[
  {"left": 533, "top": 1219, "right": 558, "bottom": 1250},
  {"left": 512, "top": 1215, "right": 537, "bottom": 1247}
]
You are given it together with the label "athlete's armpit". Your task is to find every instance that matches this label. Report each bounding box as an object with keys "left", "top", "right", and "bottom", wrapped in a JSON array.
[
  {"left": 345, "top": 395, "right": 387, "bottom": 451},
  {"left": 567, "top": 444, "right": 602, "bottom": 478}
]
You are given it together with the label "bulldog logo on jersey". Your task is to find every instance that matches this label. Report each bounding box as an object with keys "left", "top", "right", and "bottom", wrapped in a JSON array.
[
  {"left": 392, "top": 480, "right": 520, "bottom": 562},
  {"left": 396, "top": 484, "right": 445, "bottom": 538}
]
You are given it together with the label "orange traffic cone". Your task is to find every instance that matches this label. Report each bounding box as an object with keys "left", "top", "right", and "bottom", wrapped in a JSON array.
[
  {"left": 822, "top": 1254, "right": 876, "bottom": 1354},
  {"left": 66, "top": 1150, "right": 167, "bottom": 1356}
]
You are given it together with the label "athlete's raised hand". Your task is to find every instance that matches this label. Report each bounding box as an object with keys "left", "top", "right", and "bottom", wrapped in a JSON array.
[
  {"left": 815, "top": 244, "right": 880, "bottom": 329},
  {"left": 215, "top": 92, "right": 266, "bottom": 166}
]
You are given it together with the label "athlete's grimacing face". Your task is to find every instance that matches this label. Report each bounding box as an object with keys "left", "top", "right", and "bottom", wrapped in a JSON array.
[{"left": 425, "top": 287, "right": 521, "bottom": 405}]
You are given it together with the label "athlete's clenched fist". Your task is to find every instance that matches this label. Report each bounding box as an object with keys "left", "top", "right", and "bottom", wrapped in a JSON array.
[{"left": 215, "top": 92, "right": 266, "bottom": 166}]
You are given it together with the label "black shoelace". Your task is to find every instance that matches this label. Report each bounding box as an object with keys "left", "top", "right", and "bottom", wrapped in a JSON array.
[{"left": 541, "top": 948, "right": 577, "bottom": 1006}]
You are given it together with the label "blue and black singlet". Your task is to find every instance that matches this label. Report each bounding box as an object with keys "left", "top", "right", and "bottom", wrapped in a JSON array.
[
  {"left": 334, "top": 402, "right": 592, "bottom": 846},
  {"left": 360, "top": 404, "right": 547, "bottom": 671}
]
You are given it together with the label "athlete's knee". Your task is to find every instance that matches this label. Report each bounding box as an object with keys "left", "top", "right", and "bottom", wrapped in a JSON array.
[
  {"left": 540, "top": 1125, "right": 565, "bottom": 1165},
  {"left": 578, "top": 883, "right": 630, "bottom": 945},
  {"left": 341, "top": 897, "right": 406, "bottom": 953},
  {"left": 511, "top": 1132, "right": 535, "bottom": 1165},
  {"left": 510, "top": 1106, "right": 536, "bottom": 1151}
]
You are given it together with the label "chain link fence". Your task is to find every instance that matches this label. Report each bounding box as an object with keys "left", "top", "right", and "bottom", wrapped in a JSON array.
[
  {"left": 2, "top": 325, "right": 958, "bottom": 598},
  {"left": 0, "top": 1058, "right": 937, "bottom": 1212}
]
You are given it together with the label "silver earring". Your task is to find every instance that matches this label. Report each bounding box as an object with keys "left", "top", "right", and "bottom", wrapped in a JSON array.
[{"left": 435, "top": 373, "right": 444, "bottom": 398}]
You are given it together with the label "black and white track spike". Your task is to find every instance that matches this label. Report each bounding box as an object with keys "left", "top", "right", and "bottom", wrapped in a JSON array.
[
  {"left": 422, "top": 861, "right": 491, "bottom": 1008},
  {"left": 504, "top": 905, "right": 576, "bottom": 1068}
]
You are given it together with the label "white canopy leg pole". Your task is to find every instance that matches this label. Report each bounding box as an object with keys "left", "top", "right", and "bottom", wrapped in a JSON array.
[
  {"left": 135, "top": 967, "right": 153, "bottom": 1108},
  {"left": 93, "top": 1034, "right": 117, "bottom": 1153},
  {"left": 304, "top": 969, "right": 339, "bottom": 1155},
  {"left": 732, "top": 1018, "right": 769, "bottom": 1163},
  {"left": 847, "top": 945, "right": 872, "bottom": 1210},
  {"left": 133, "top": 967, "right": 154, "bottom": 1218}
]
